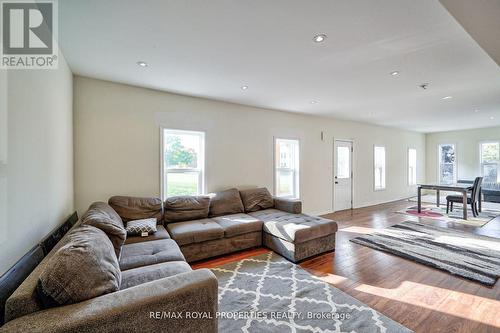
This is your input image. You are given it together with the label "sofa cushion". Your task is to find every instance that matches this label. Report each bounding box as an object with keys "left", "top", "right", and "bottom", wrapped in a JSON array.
[
  {"left": 125, "top": 218, "right": 157, "bottom": 236},
  {"left": 239, "top": 188, "right": 274, "bottom": 212},
  {"left": 248, "top": 209, "right": 338, "bottom": 243},
  {"left": 166, "top": 219, "right": 224, "bottom": 246},
  {"left": 164, "top": 195, "right": 210, "bottom": 223},
  {"left": 212, "top": 213, "right": 263, "bottom": 238},
  {"left": 37, "top": 225, "right": 121, "bottom": 306},
  {"left": 81, "top": 202, "right": 126, "bottom": 258},
  {"left": 119, "top": 239, "right": 186, "bottom": 271},
  {"left": 108, "top": 196, "right": 163, "bottom": 223},
  {"left": 208, "top": 188, "right": 245, "bottom": 217},
  {"left": 120, "top": 261, "right": 192, "bottom": 290},
  {"left": 125, "top": 225, "right": 171, "bottom": 244},
  {"left": 274, "top": 197, "right": 302, "bottom": 214}
]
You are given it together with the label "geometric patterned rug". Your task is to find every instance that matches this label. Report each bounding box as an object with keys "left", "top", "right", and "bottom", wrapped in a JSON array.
[
  {"left": 396, "top": 203, "right": 500, "bottom": 227},
  {"left": 211, "top": 252, "right": 413, "bottom": 332}
]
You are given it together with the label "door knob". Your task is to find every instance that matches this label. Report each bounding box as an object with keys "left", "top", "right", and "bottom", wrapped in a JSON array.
[{"left": 335, "top": 181, "right": 339, "bottom": 184}]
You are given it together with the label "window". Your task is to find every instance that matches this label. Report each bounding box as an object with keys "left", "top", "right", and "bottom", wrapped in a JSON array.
[
  {"left": 408, "top": 148, "right": 417, "bottom": 186},
  {"left": 337, "top": 146, "right": 351, "bottom": 179},
  {"left": 438, "top": 144, "right": 456, "bottom": 184},
  {"left": 480, "top": 142, "right": 500, "bottom": 183},
  {"left": 161, "top": 129, "right": 205, "bottom": 198},
  {"left": 274, "top": 138, "right": 299, "bottom": 198},
  {"left": 374, "top": 146, "right": 386, "bottom": 190}
]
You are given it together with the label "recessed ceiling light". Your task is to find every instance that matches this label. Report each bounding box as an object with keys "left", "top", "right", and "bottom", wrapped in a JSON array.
[
  {"left": 137, "top": 61, "right": 148, "bottom": 67},
  {"left": 310, "top": 100, "right": 318, "bottom": 104},
  {"left": 474, "top": 109, "right": 479, "bottom": 113},
  {"left": 442, "top": 96, "right": 453, "bottom": 100},
  {"left": 240, "top": 85, "right": 248, "bottom": 90},
  {"left": 313, "top": 34, "right": 327, "bottom": 43},
  {"left": 490, "top": 116, "right": 495, "bottom": 120},
  {"left": 390, "top": 71, "right": 399, "bottom": 76}
]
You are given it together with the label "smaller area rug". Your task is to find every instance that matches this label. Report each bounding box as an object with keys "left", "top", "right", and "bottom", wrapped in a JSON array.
[
  {"left": 409, "top": 194, "right": 500, "bottom": 211},
  {"left": 351, "top": 221, "right": 500, "bottom": 286},
  {"left": 396, "top": 203, "right": 500, "bottom": 227},
  {"left": 211, "top": 252, "right": 412, "bottom": 333}
]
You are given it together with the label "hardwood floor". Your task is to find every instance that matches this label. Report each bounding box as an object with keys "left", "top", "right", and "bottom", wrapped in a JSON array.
[{"left": 192, "top": 200, "right": 500, "bottom": 333}]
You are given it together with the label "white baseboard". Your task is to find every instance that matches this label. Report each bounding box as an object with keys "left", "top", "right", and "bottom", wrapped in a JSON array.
[
  {"left": 305, "top": 196, "right": 417, "bottom": 216},
  {"left": 353, "top": 196, "right": 414, "bottom": 210},
  {"left": 307, "top": 210, "right": 333, "bottom": 216}
]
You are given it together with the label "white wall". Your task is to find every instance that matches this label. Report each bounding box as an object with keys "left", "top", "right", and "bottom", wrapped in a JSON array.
[
  {"left": 0, "top": 55, "right": 74, "bottom": 275},
  {"left": 426, "top": 126, "right": 500, "bottom": 183},
  {"left": 74, "top": 76, "right": 425, "bottom": 216}
]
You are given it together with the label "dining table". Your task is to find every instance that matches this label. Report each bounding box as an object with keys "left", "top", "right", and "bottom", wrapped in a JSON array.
[{"left": 416, "top": 182, "right": 479, "bottom": 220}]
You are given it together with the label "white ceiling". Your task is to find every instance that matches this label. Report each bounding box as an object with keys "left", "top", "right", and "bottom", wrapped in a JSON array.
[{"left": 59, "top": 0, "right": 500, "bottom": 133}]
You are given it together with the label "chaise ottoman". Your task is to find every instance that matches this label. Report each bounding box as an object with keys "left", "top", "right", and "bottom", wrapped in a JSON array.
[{"left": 248, "top": 209, "right": 338, "bottom": 263}]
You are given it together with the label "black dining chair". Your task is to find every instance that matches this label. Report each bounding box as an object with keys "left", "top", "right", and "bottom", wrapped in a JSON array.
[{"left": 446, "top": 177, "right": 483, "bottom": 217}]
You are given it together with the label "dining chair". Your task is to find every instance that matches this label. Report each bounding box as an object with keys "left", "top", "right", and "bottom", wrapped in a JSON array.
[{"left": 446, "top": 177, "right": 483, "bottom": 217}]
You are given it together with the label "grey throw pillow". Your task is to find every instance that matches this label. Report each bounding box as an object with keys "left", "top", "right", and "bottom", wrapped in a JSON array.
[
  {"left": 164, "top": 195, "right": 210, "bottom": 222},
  {"left": 37, "top": 225, "right": 121, "bottom": 307},
  {"left": 239, "top": 188, "right": 274, "bottom": 212},
  {"left": 126, "top": 218, "right": 157, "bottom": 236},
  {"left": 81, "top": 202, "right": 126, "bottom": 259},
  {"left": 208, "top": 188, "right": 245, "bottom": 217}
]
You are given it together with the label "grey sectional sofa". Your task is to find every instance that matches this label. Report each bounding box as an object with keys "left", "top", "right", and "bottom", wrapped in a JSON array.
[
  {"left": 2, "top": 187, "right": 337, "bottom": 332},
  {"left": 2, "top": 199, "right": 218, "bottom": 333},
  {"left": 161, "top": 188, "right": 337, "bottom": 263}
]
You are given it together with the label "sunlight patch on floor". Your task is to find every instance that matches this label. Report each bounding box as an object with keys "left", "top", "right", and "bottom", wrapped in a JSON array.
[
  {"left": 339, "top": 226, "right": 376, "bottom": 234},
  {"left": 354, "top": 280, "right": 500, "bottom": 327},
  {"left": 434, "top": 235, "right": 499, "bottom": 249},
  {"left": 313, "top": 273, "right": 349, "bottom": 284}
]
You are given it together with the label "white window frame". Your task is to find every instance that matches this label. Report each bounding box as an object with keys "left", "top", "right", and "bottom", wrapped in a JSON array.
[
  {"left": 438, "top": 143, "right": 457, "bottom": 184},
  {"left": 479, "top": 141, "right": 500, "bottom": 183},
  {"left": 408, "top": 148, "right": 417, "bottom": 186},
  {"left": 274, "top": 137, "right": 300, "bottom": 199},
  {"left": 160, "top": 128, "right": 205, "bottom": 199},
  {"left": 374, "top": 145, "right": 386, "bottom": 191}
]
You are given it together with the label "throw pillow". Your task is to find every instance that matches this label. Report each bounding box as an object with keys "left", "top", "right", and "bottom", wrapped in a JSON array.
[
  {"left": 126, "top": 218, "right": 157, "bottom": 236},
  {"left": 164, "top": 196, "right": 210, "bottom": 222},
  {"left": 81, "top": 202, "right": 126, "bottom": 259},
  {"left": 37, "top": 225, "right": 121, "bottom": 307},
  {"left": 108, "top": 196, "right": 163, "bottom": 223},
  {"left": 239, "top": 188, "right": 274, "bottom": 212},
  {"left": 208, "top": 188, "right": 245, "bottom": 217}
]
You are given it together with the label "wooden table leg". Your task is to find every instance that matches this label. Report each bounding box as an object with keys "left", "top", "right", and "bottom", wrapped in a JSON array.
[
  {"left": 436, "top": 189, "right": 440, "bottom": 207},
  {"left": 462, "top": 189, "right": 468, "bottom": 220},
  {"left": 418, "top": 186, "right": 422, "bottom": 213}
]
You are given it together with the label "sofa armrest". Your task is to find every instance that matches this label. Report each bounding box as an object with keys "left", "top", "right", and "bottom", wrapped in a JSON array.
[
  {"left": 274, "top": 197, "right": 302, "bottom": 214},
  {"left": 1, "top": 269, "right": 218, "bottom": 333}
]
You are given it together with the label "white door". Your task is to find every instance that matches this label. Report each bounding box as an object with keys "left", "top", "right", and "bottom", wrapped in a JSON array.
[{"left": 334, "top": 140, "right": 353, "bottom": 211}]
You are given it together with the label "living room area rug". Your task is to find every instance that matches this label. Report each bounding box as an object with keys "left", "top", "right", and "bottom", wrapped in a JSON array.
[
  {"left": 350, "top": 220, "right": 500, "bottom": 286},
  {"left": 409, "top": 194, "right": 500, "bottom": 211},
  {"left": 211, "top": 252, "right": 412, "bottom": 333},
  {"left": 396, "top": 193, "right": 500, "bottom": 227},
  {"left": 396, "top": 202, "right": 500, "bottom": 227}
]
